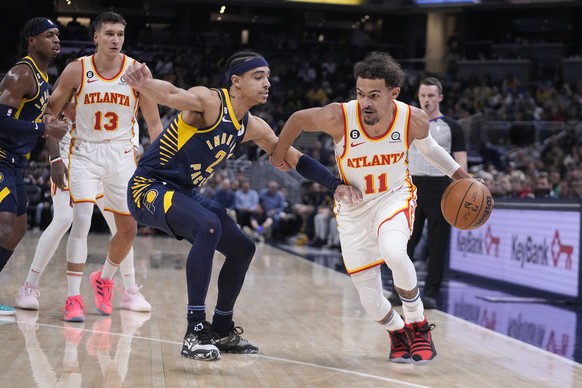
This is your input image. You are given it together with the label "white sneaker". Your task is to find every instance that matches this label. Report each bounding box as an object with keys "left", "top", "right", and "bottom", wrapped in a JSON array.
[
  {"left": 16, "top": 283, "right": 40, "bottom": 310},
  {"left": 120, "top": 286, "right": 151, "bottom": 312}
]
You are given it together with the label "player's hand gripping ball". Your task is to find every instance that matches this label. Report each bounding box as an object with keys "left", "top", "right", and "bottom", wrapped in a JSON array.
[{"left": 440, "top": 178, "right": 494, "bottom": 230}]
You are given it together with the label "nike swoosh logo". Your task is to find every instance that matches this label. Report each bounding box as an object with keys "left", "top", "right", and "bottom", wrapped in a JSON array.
[
  {"left": 350, "top": 141, "right": 365, "bottom": 147},
  {"left": 87, "top": 79, "right": 98, "bottom": 83},
  {"left": 39, "top": 81, "right": 44, "bottom": 86},
  {"left": 222, "top": 117, "right": 232, "bottom": 123},
  {"left": 124, "top": 149, "right": 132, "bottom": 154}
]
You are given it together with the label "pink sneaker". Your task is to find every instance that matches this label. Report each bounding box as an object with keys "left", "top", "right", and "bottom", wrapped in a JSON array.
[
  {"left": 121, "top": 285, "right": 152, "bottom": 312},
  {"left": 90, "top": 271, "right": 114, "bottom": 316},
  {"left": 16, "top": 283, "right": 40, "bottom": 310},
  {"left": 63, "top": 295, "right": 86, "bottom": 322}
]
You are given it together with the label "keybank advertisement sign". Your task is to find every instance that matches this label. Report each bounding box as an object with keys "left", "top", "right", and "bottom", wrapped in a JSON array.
[
  {"left": 448, "top": 282, "right": 577, "bottom": 361},
  {"left": 449, "top": 208, "right": 580, "bottom": 297}
]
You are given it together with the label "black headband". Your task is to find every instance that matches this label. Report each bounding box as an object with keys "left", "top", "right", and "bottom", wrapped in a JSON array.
[
  {"left": 32, "top": 18, "right": 57, "bottom": 37},
  {"left": 225, "top": 57, "right": 269, "bottom": 81}
]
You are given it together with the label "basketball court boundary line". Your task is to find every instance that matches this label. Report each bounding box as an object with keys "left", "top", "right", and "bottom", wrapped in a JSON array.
[{"left": 12, "top": 320, "right": 431, "bottom": 387}]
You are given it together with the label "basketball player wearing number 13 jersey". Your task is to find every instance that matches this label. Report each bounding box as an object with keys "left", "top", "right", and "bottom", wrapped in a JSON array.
[
  {"left": 43, "top": 12, "right": 162, "bottom": 322},
  {"left": 272, "top": 51, "right": 472, "bottom": 365}
]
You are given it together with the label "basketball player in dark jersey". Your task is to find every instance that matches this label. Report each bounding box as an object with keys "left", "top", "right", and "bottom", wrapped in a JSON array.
[
  {"left": 0, "top": 17, "right": 68, "bottom": 314},
  {"left": 124, "top": 51, "right": 362, "bottom": 361}
]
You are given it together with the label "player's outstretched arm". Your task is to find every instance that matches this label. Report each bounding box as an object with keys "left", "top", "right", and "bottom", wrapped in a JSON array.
[
  {"left": 270, "top": 103, "right": 343, "bottom": 168},
  {"left": 125, "top": 62, "right": 210, "bottom": 113},
  {"left": 247, "top": 115, "right": 362, "bottom": 205}
]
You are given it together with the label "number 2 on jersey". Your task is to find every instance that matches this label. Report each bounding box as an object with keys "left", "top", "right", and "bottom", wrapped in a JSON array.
[
  {"left": 94, "top": 111, "right": 119, "bottom": 131},
  {"left": 364, "top": 173, "right": 388, "bottom": 195}
]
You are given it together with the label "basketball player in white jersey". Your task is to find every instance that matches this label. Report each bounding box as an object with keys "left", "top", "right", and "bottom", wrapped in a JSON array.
[
  {"left": 16, "top": 101, "right": 151, "bottom": 314},
  {"left": 271, "top": 51, "right": 472, "bottom": 365},
  {"left": 42, "top": 12, "right": 162, "bottom": 321}
]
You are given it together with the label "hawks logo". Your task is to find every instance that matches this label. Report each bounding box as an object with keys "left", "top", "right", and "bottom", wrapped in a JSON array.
[{"left": 143, "top": 189, "right": 158, "bottom": 214}]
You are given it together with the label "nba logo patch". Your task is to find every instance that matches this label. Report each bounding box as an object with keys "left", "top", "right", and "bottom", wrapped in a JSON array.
[{"left": 143, "top": 189, "right": 158, "bottom": 214}]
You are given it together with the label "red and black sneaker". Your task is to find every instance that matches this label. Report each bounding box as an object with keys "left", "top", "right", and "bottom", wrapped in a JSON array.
[
  {"left": 405, "top": 318, "right": 437, "bottom": 365},
  {"left": 388, "top": 328, "right": 411, "bottom": 363}
]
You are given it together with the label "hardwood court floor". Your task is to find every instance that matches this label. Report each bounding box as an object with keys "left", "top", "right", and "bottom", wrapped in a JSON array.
[{"left": 0, "top": 232, "right": 581, "bottom": 387}]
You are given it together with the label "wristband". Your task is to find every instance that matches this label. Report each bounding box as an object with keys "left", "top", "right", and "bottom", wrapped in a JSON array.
[
  {"left": 49, "top": 157, "right": 62, "bottom": 165},
  {"left": 295, "top": 154, "right": 343, "bottom": 193}
]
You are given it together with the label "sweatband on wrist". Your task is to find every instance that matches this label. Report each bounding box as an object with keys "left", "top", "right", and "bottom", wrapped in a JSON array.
[
  {"left": 296, "top": 154, "right": 343, "bottom": 193},
  {"left": 225, "top": 57, "right": 269, "bottom": 80},
  {"left": 0, "top": 104, "right": 45, "bottom": 137},
  {"left": 49, "top": 157, "right": 62, "bottom": 165},
  {"left": 413, "top": 134, "right": 461, "bottom": 177}
]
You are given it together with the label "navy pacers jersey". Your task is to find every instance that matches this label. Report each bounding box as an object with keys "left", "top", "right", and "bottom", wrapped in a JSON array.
[
  {"left": 131, "top": 88, "right": 248, "bottom": 206},
  {"left": 0, "top": 56, "right": 50, "bottom": 162}
]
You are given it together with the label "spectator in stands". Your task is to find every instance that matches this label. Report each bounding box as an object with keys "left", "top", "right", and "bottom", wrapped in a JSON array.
[
  {"left": 213, "top": 178, "right": 237, "bottom": 222},
  {"left": 235, "top": 179, "right": 259, "bottom": 230},
  {"left": 258, "top": 181, "right": 286, "bottom": 234},
  {"left": 293, "top": 182, "right": 332, "bottom": 243},
  {"left": 297, "top": 62, "right": 316, "bottom": 84},
  {"left": 310, "top": 195, "right": 339, "bottom": 249},
  {"left": 248, "top": 202, "right": 273, "bottom": 242},
  {"left": 549, "top": 168, "right": 563, "bottom": 197},
  {"left": 533, "top": 172, "right": 554, "bottom": 198}
]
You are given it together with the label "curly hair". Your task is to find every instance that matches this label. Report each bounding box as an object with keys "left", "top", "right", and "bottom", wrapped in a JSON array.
[
  {"left": 353, "top": 51, "right": 405, "bottom": 89},
  {"left": 18, "top": 17, "right": 49, "bottom": 57}
]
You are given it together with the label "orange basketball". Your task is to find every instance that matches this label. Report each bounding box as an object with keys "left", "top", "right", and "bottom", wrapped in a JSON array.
[{"left": 440, "top": 178, "right": 494, "bottom": 230}]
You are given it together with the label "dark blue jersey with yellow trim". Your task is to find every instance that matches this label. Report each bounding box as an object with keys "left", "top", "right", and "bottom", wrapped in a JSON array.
[
  {"left": 133, "top": 88, "right": 248, "bottom": 196},
  {"left": 0, "top": 56, "right": 50, "bottom": 159}
]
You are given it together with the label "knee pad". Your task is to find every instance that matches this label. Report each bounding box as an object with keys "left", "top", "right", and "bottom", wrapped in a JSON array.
[
  {"left": 379, "top": 227, "right": 418, "bottom": 291},
  {"left": 70, "top": 203, "right": 94, "bottom": 238},
  {"left": 351, "top": 269, "right": 390, "bottom": 322}
]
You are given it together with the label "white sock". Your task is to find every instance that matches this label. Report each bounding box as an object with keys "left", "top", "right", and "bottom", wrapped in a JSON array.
[
  {"left": 67, "top": 271, "right": 83, "bottom": 297},
  {"left": 119, "top": 248, "right": 136, "bottom": 289},
  {"left": 384, "top": 309, "right": 405, "bottom": 332},
  {"left": 401, "top": 290, "right": 425, "bottom": 324},
  {"left": 100, "top": 256, "right": 119, "bottom": 280}
]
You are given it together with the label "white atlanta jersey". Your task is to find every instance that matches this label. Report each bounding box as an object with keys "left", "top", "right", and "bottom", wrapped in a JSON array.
[
  {"left": 335, "top": 99, "right": 414, "bottom": 203},
  {"left": 73, "top": 54, "right": 138, "bottom": 142}
]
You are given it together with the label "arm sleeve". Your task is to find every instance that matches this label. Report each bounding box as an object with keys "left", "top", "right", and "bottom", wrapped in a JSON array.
[
  {"left": 413, "top": 134, "right": 461, "bottom": 177},
  {"left": 0, "top": 104, "right": 46, "bottom": 137},
  {"left": 295, "top": 154, "right": 343, "bottom": 193}
]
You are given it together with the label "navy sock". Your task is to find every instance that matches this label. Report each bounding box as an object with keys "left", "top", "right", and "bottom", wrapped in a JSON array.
[
  {"left": 0, "top": 246, "right": 14, "bottom": 272},
  {"left": 212, "top": 308, "right": 234, "bottom": 334},
  {"left": 187, "top": 306, "right": 206, "bottom": 329}
]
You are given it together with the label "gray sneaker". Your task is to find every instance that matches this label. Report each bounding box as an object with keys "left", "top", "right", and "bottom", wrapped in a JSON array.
[
  {"left": 181, "top": 321, "right": 221, "bottom": 361},
  {"left": 212, "top": 323, "right": 258, "bottom": 354}
]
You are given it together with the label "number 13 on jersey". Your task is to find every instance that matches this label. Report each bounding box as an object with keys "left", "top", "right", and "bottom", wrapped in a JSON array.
[{"left": 94, "top": 111, "right": 119, "bottom": 131}]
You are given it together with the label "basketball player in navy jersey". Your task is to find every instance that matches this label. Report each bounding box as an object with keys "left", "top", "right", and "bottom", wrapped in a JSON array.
[
  {"left": 0, "top": 17, "right": 68, "bottom": 314},
  {"left": 124, "top": 51, "right": 362, "bottom": 361}
]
